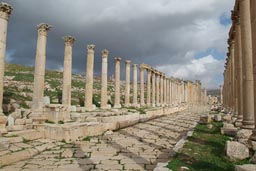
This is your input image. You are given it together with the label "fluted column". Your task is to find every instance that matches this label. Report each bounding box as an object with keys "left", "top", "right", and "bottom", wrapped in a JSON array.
[
  {"left": 100, "top": 49, "right": 109, "bottom": 109},
  {"left": 0, "top": 2, "right": 12, "bottom": 132},
  {"left": 124, "top": 60, "right": 131, "bottom": 107},
  {"left": 31, "top": 23, "right": 51, "bottom": 122},
  {"left": 152, "top": 71, "right": 156, "bottom": 107},
  {"left": 146, "top": 69, "right": 151, "bottom": 106},
  {"left": 140, "top": 66, "right": 145, "bottom": 106},
  {"left": 132, "top": 64, "right": 138, "bottom": 107},
  {"left": 84, "top": 45, "right": 95, "bottom": 111},
  {"left": 156, "top": 74, "right": 160, "bottom": 106},
  {"left": 62, "top": 36, "right": 75, "bottom": 110},
  {"left": 250, "top": 0, "right": 256, "bottom": 140},
  {"left": 114, "top": 57, "right": 121, "bottom": 108},
  {"left": 240, "top": 0, "right": 254, "bottom": 129}
]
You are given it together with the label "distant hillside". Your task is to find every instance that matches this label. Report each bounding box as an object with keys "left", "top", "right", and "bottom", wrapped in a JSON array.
[{"left": 3, "top": 63, "right": 130, "bottom": 114}]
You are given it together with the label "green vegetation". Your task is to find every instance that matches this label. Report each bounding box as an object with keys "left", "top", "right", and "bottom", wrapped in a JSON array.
[
  {"left": 45, "top": 120, "right": 55, "bottom": 124},
  {"left": 167, "top": 122, "right": 250, "bottom": 171},
  {"left": 82, "top": 136, "right": 91, "bottom": 141},
  {"left": 58, "top": 120, "right": 64, "bottom": 124},
  {"left": 22, "top": 138, "right": 31, "bottom": 144}
]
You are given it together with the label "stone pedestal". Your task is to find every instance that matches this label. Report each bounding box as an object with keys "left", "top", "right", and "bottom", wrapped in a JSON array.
[
  {"left": 146, "top": 69, "right": 151, "bottom": 106},
  {"left": 132, "top": 64, "right": 138, "bottom": 107},
  {"left": 240, "top": 0, "right": 254, "bottom": 129},
  {"left": 114, "top": 57, "right": 121, "bottom": 109},
  {"left": 124, "top": 60, "right": 131, "bottom": 107},
  {"left": 100, "top": 49, "right": 109, "bottom": 109},
  {"left": 84, "top": 45, "right": 95, "bottom": 111},
  {"left": 0, "top": 2, "right": 12, "bottom": 133},
  {"left": 140, "top": 66, "right": 145, "bottom": 106},
  {"left": 31, "top": 23, "right": 51, "bottom": 123},
  {"left": 62, "top": 36, "right": 75, "bottom": 111}
]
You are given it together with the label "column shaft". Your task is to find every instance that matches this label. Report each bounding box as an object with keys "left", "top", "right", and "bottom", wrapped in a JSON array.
[
  {"left": 114, "top": 57, "right": 121, "bottom": 108},
  {"left": 62, "top": 36, "right": 75, "bottom": 109},
  {"left": 124, "top": 60, "right": 131, "bottom": 107},
  {"left": 240, "top": 0, "right": 254, "bottom": 128},
  {"left": 140, "top": 66, "right": 145, "bottom": 106},
  {"left": 146, "top": 69, "right": 151, "bottom": 106},
  {"left": 32, "top": 23, "right": 51, "bottom": 122},
  {"left": 132, "top": 64, "right": 138, "bottom": 107},
  {"left": 152, "top": 72, "right": 156, "bottom": 107},
  {"left": 100, "top": 49, "right": 109, "bottom": 109},
  {"left": 84, "top": 45, "right": 95, "bottom": 111}
]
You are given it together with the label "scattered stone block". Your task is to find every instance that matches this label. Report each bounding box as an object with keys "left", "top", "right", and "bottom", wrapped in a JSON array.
[
  {"left": 226, "top": 141, "right": 249, "bottom": 161},
  {"left": 15, "top": 119, "right": 25, "bottom": 125},
  {"left": 0, "top": 138, "right": 10, "bottom": 151},
  {"left": 7, "top": 116, "right": 14, "bottom": 126},
  {"left": 235, "top": 164, "right": 256, "bottom": 171},
  {"left": 199, "top": 115, "right": 211, "bottom": 124},
  {"left": 236, "top": 129, "right": 252, "bottom": 145},
  {"left": 6, "top": 125, "right": 24, "bottom": 132},
  {"left": 223, "top": 114, "right": 232, "bottom": 121},
  {"left": 70, "top": 105, "right": 76, "bottom": 112},
  {"left": 221, "top": 127, "right": 237, "bottom": 136},
  {"left": 43, "top": 96, "right": 50, "bottom": 106},
  {"left": 61, "top": 148, "right": 73, "bottom": 158},
  {"left": 214, "top": 115, "right": 222, "bottom": 122}
]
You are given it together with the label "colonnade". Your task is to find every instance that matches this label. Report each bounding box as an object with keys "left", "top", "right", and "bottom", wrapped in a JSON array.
[
  {"left": 222, "top": 0, "right": 256, "bottom": 140},
  {"left": 0, "top": 2, "right": 207, "bottom": 126}
]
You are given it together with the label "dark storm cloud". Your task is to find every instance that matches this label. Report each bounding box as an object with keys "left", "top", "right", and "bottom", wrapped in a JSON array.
[{"left": 4, "top": 0, "right": 233, "bottom": 87}]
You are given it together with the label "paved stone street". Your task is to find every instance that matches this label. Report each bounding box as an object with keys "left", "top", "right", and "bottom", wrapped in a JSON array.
[{"left": 1, "top": 108, "right": 203, "bottom": 171}]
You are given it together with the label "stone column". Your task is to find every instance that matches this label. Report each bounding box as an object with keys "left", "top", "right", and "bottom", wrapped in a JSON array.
[
  {"left": 62, "top": 36, "right": 75, "bottom": 110},
  {"left": 114, "top": 57, "right": 121, "bottom": 108},
  {"left": 236, "top": 13, "right": 243, "bottom": 125},
  {"left": 163, "top": 77, "right": 166, "bottom": 106},
  {"left": 132, "top": 64, "right": 138, "bottom": 107},
  {"left": 220, "top": 85, "right": 223, "bottom": 104},
  {"left": 250, "top": 0, "right": 256, "bottom": 139},
  {"left": 84, "top": 44, "right": 95, "bottom": 111},
  {"left": 31, "top": 23, "right": 51, "bottom": 122},
  {"left": 152, "top": 71, "right": 156, "bottom": 107},
  {"left": 240, "top": 0, "right": 254, "bottom": 129},
  {"left": 160, "top": 75, "right": 164, "bottom": 106},
  {"left": 156, "top": 74, "right": 160, "bottom": 106},
  {"left": 146, "top": 69, "right": 151, "bottom": 106},
  {"left": 0, "top": 2, "right": 12, "bottom": 132},
  {"left": 124, "top": 60, "right": 131, "bottom": 107},
  {"left": 166, "top": 79, "right": 169, "bottom": 106},
  {"left": 100, "top": 49, "right": 109, "bottom": 109},
  {"left": 140, "top": 66, "right": 145, "bottom": 106}
]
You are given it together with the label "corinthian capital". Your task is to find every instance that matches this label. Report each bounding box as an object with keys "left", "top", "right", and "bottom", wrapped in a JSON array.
[
  {"left": 87, "top": 44, "right": 95, "bottom": 51},
  {"left": 101, "top": 49, "right": 109, "bottom": 57},
  {"left": 37, "top": 23, "right": 52, "bottom": 36},
  {"left": 0, "top": 2, "right": 13, "bottom": 20},
  {"left": 63, "top": 36, "right": 76, "bottom": 46}
]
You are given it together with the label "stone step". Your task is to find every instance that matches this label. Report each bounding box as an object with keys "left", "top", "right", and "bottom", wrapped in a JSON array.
[{"left": 4, "top": 129, "right": 44, "bottom": 141}]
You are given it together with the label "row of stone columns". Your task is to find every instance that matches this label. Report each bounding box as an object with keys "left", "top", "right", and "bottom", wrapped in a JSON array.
[
  {"left": 0, "top": 2, "right": 207, "bottom": 128},
  {"left": 222, "top": 0, "right": 256, "bottom": 140}
]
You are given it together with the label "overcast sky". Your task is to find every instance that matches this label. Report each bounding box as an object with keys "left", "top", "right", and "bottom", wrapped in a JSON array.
[{"left": 4, "top": 0, "right": 234, "bottom": 89}]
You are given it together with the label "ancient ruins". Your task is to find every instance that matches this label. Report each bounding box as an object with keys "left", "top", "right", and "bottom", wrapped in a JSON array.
[{"left": 1, "top": 0, "right": 256, "bottom": 170}]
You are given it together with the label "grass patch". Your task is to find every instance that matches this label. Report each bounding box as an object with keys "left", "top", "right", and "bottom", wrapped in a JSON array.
[
  {"left": 22, "top": 138, "right": 31, "bottom": 144},
  {"left": 82, "top": 136, "right": 91, "bottom": 141},
  {"left": 167, "top": 122, "right": 250, "bottom": 171},
  {"left": 45, "top": 120, "right": 55, "bottom": 124},
  {"left": 58, "top": 120, "right": 64, "bottom": 124}
]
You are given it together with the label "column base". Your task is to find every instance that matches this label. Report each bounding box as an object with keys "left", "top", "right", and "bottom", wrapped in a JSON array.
[
  {"left": 241, "top": 120, "right": 255, "bottom": 130},
  {"left": 140, "top": 103, "right": 145, "bottom": 107},
  {"left": 124, "top": 104, "right": 131, "bottom": 108},
  {"left": 113, "top": 104, "right": 121, "bottom": 109},
  {"left": 152, "top": 103, "right": 156, "bottom": 107},
  {"left": 0, "top": 114, "right": 7, "bottom": 134},
  {"left": 235, "top": 119, "right": 243, "bottom": 127},
  {"left": 100, "top": 105, "right": 111, "bottom": 110}
]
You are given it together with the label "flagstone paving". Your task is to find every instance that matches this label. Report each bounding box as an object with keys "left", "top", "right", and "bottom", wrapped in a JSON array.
[{"left": 1, "top": 107, "right": 206, "bottom": 171}]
